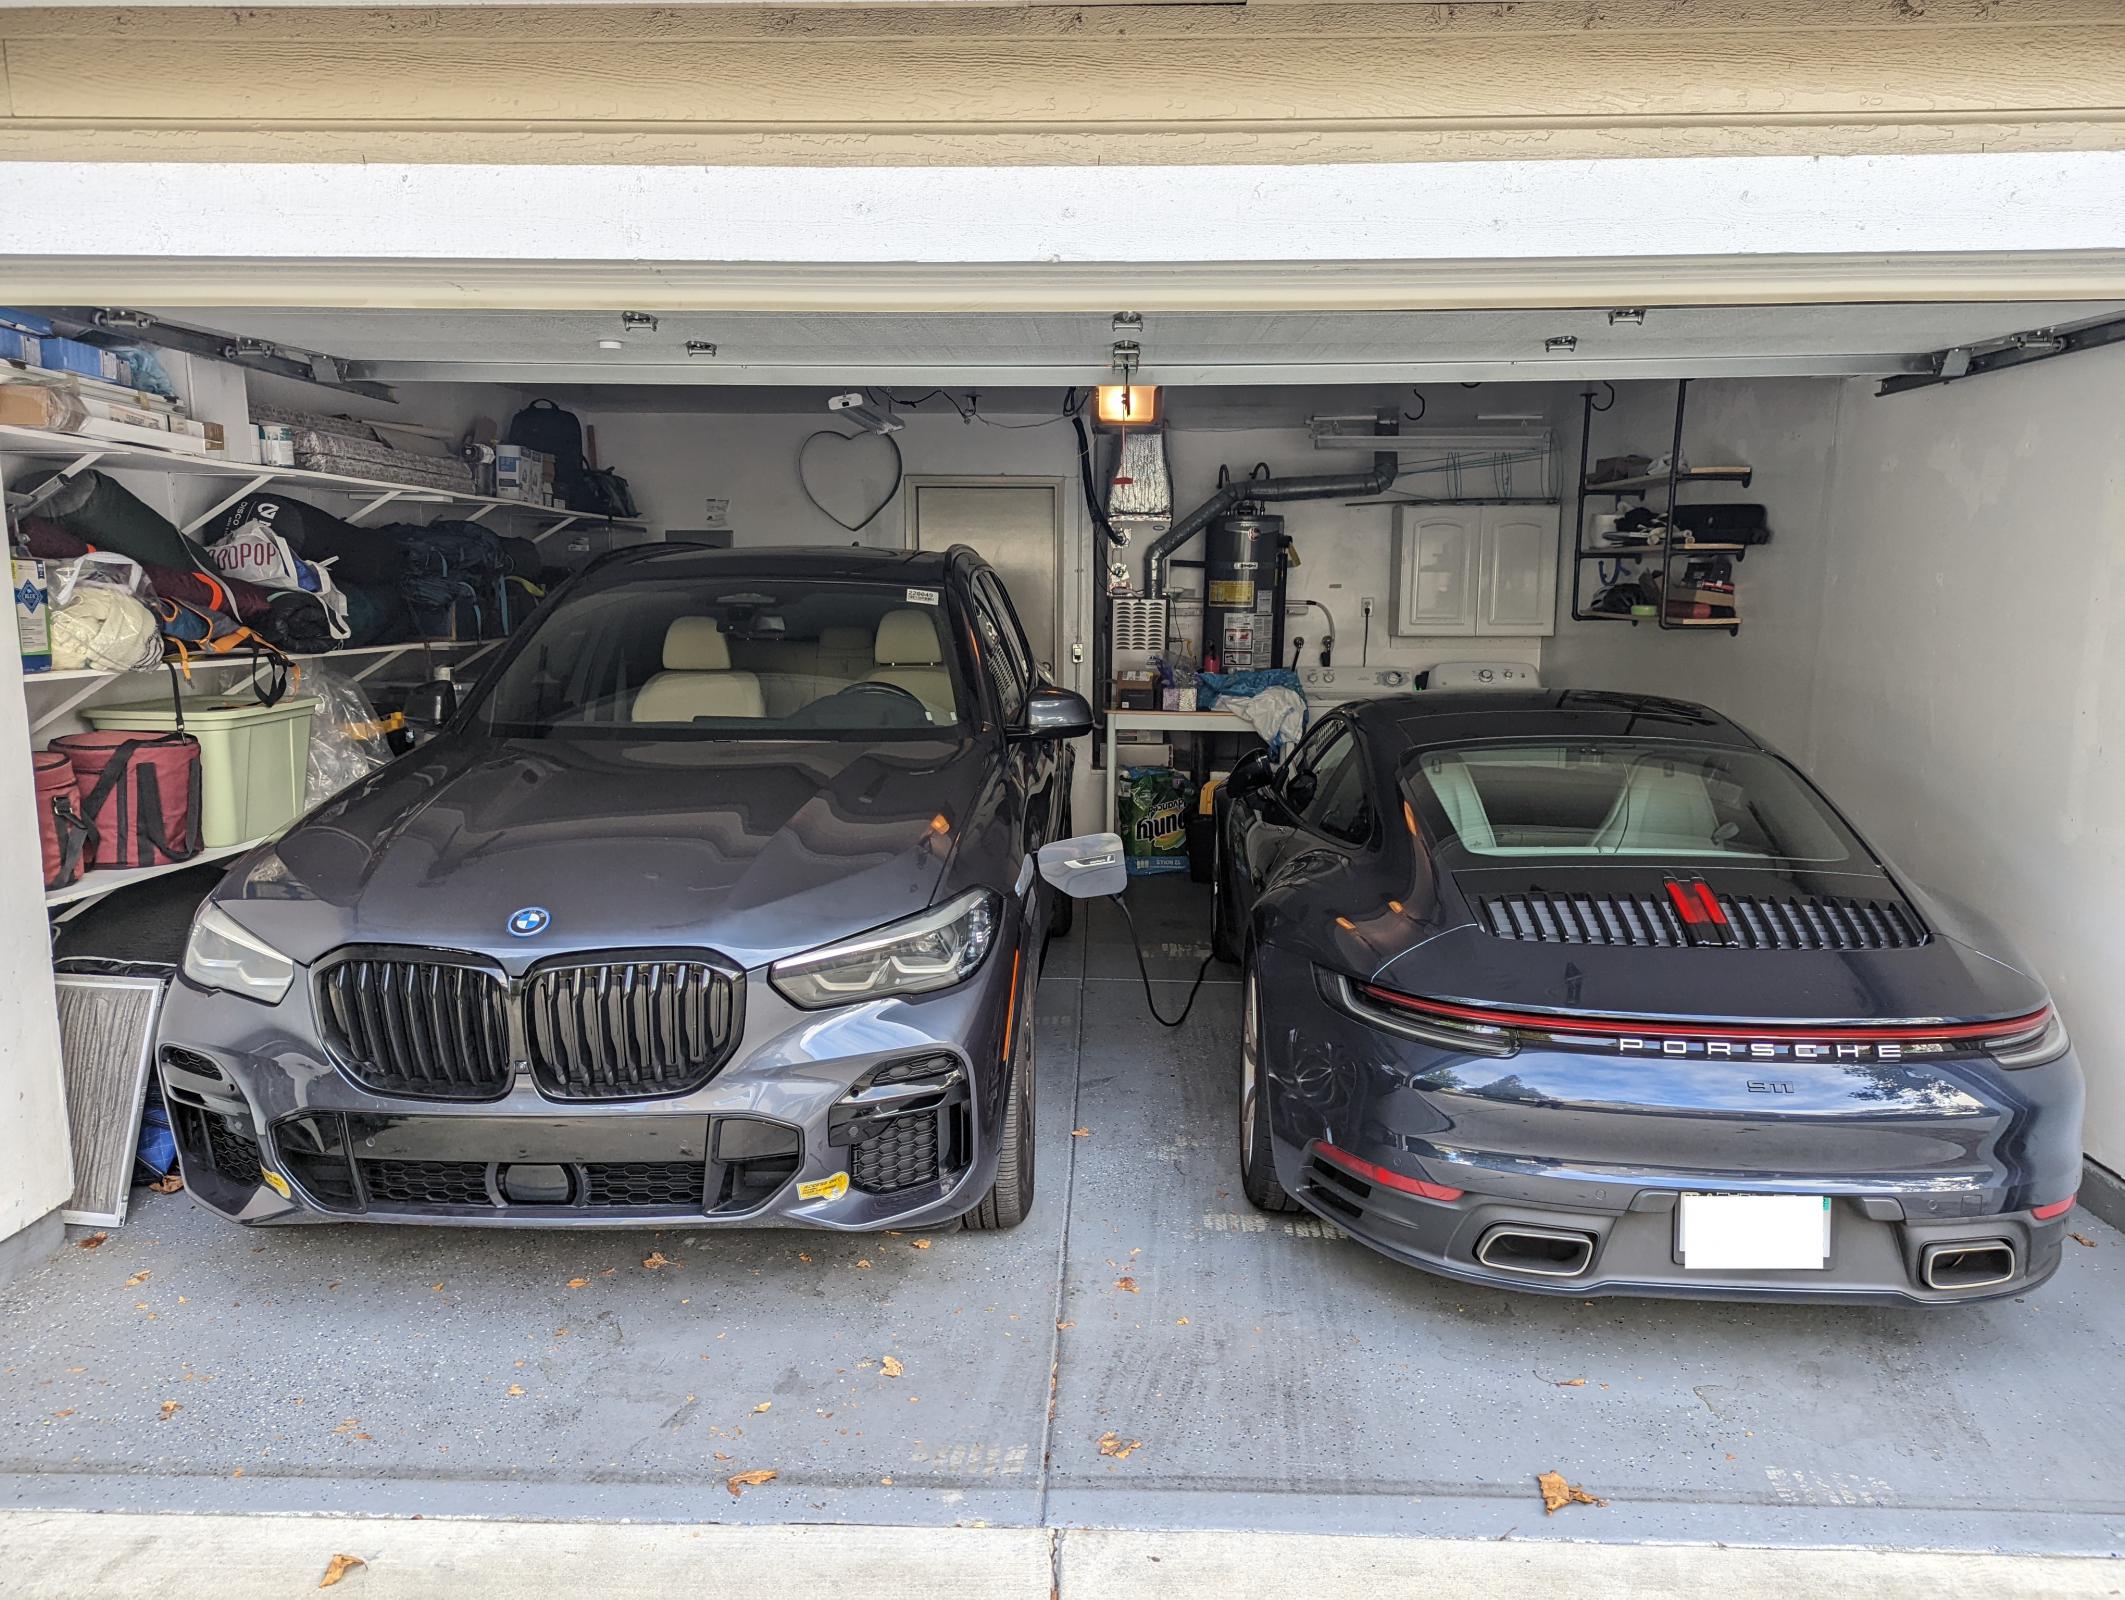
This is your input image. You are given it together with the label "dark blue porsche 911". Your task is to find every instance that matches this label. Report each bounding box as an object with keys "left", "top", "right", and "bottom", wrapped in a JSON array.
[{"left": 1212, "top": 690, "right": 2084, "bottom": 1305}]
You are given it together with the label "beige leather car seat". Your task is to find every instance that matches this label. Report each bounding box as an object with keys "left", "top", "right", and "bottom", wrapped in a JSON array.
[
  {"left": 865, "top": 608, "right": 953, "bottom": 721},
  {"left": 631, "top": 617, "right": 766, "bottom": 722}
]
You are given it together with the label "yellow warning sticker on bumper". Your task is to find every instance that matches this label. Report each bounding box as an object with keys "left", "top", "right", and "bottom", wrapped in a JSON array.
[
  {"left": 260, "top": 1169, "right": 292, "bottom": 1199},
  {"left": 797, "top": 1171, "right": 849, "bottom": 1203}
]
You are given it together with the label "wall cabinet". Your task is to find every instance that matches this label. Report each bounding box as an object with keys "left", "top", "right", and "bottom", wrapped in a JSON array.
[{"left": 1391, "top": 504, "right": 1559, "bottom": 637}]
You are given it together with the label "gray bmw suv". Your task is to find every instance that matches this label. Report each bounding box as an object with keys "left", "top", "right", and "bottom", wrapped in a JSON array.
[{"left": 157, "top": 543, "right": 1091, "bottom": 1233}]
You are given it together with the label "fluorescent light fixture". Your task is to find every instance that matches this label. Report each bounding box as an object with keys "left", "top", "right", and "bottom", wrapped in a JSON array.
[{"left": 1095, "top": 384, "right": 1159, "bottom": 426}]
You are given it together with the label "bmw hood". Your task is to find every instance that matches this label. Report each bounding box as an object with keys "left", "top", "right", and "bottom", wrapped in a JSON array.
[{"left": 223, "top": 734, "right": 994, "bottom": 969}]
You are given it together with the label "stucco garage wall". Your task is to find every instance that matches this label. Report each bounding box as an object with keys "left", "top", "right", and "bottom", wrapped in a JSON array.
[{"left": 1547, "top": 351, "right": 2125, "bottom": 1174}]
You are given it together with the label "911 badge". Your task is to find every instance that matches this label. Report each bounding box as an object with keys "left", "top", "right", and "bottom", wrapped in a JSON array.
[{"left": 507, "top": 906, "right": 551, "bottom": 937}]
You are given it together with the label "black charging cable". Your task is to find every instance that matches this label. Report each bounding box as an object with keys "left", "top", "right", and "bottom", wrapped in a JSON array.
[{"left": 1110, "top": 895, "right": 1219, "bottom": 1029}]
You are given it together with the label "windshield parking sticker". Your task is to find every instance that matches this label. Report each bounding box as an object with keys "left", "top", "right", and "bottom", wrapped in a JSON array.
[{"left": 905, "top": 587, "right": 941, "bottom": 606}]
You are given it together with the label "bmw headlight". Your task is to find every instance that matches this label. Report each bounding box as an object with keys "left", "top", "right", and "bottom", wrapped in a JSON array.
[
  {"left": 182, "top": 903, "right": 297, "bottom": 1005},
  {"left": 771, "top": 889, "right": 1001, "bottom": 1009}
]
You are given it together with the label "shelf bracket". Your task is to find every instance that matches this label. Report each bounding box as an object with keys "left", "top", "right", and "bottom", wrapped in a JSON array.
[
  {"left": 533, "top": 513, "right": 582, "bottom": 543},
  {"left": 463, "top": 505, "right": 500, "bottom": 525},
  {"left": 180, "top": 473, "right": 277, "bottom": 536},
  {"left": 30, "top": 675, "right": 127, "bottom": 735},
  {"left": 346, "top": 489, "right": 406, "bottom": 527}
]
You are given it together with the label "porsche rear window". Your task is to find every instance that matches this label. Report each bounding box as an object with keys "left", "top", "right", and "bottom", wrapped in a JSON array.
[{"left": 1403, "top": 741, "right": 1856, "bottom": 863}]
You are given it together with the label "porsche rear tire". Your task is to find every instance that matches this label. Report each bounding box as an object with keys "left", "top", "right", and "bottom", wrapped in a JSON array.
[
  {"left": 1209, "top": 826, "right": 1241, "bottom": 966},
  {"left": 1239, "top": 956, "right": 1299, "bottom": 1213}
]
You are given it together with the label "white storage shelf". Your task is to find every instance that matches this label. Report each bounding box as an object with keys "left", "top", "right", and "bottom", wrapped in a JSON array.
[
  {"left": 46, "top": 837, "right": 266, "bottom": 911},
  {"left": 0, "top": 423, "right": 647, "bottom": 542}
]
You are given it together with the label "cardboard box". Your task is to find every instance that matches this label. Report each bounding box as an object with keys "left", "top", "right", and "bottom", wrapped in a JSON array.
[{"left": 0, "top": 384, "right": 171, "bottom": 433}]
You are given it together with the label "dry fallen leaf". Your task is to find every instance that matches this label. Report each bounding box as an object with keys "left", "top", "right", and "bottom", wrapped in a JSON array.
[
  {"left": 911, "top": 1240, "right": 931, "bottom": 1250},
  {"left": 149, "top": 1172, "right": 184, "bottom": 1194},
  {"left": 1537, "top": 1470, "right": 1607, "bottom": 1514},
  {"left": 124, "top": 1270, "right": 151, "bottom": 1288},
  {"left": 643, "top": 1252, "right": 672, "bottom": 1271},
  {"left": 752, "top": 1401, "right": 772, "bottom": 1414},
  {"left": 51, "top": 1409, "right": 74, "bottom": 1420},
  {"left": 157, "top": 1401, "right": 182, "bottom": 1421},
  {"left": 1115, "top": 1277, "right": 1139, "bottom": 1294},
  {"left": 1071, "top": 1128, "right": 1091, "bottom": 1138},
  {"left": 797, "top": 1253, "right": 813, "bottom": 1263},
  {"left": 1175, "top": 1318, "right": 1190, "bottom": 1326},
  {"left": 881, "top": 1355, "right": 905, "bottom": 1378},
  {"left": 1096, "top": 1431, "right": 1142, "bottom": 1460},
  {"left": 505, "top": 1385, "right": 525, "bottom": 1397},
  {"left": 318, "top": 1553, "right": 365, "bottom": 1589},
  {"left": 1555, "top": 1378, "right": 1587, "bottom": 1388},
  {"left": 77, "top": 1232, "right": 108, "bottom": 1250},
  {"left": 854, "top": 1259, "right": 874, "bottom": 1270},
  {"left": 2071, "top": 1233, "right": 2098, "bottom": 1248},
  {"left": 726, "top": 1468, "right": 779, "bottom": 1498},
  {"left": 330, "top": 1418, "right": 362, "bottom": 1436},
  {"left": 1056, "top": 1320, "right": 1076, "bottom": 1331},
  {"left": 565, "top": 1278, "right": 589, "bottom": 1289}
]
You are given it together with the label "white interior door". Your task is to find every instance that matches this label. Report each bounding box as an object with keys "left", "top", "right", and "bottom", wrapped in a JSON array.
[{"left": 908, "top": 479, "right": 1063, "bottom": 674}]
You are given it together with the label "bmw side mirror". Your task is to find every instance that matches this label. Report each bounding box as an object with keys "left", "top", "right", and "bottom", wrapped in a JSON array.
[
  {"left": 403, "top": 679, "right": 458, "bottom": 740},
  {"left": 1018, "top": 685, "right": 1095, "bottom": 742},
  {"left": 1037, "top": 832, "right": 1128, "bottom": 899}
]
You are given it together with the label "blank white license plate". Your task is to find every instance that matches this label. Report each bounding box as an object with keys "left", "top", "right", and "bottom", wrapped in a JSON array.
[{"left": 1677, "top": 1193, "right": 1831, "bottom": 1270}]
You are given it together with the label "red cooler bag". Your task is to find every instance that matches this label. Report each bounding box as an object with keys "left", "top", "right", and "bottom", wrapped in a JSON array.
[
  {"left": 33, "top": 749, "right": 94, "bottom": 890},
  {"left": 48, "top": 727, "right": 202, "bottom": 871}
]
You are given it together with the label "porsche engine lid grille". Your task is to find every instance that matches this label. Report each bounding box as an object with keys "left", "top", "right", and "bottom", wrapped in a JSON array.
[{"left": 1478, "top": 889, "right": 1927, "bottom": 951}]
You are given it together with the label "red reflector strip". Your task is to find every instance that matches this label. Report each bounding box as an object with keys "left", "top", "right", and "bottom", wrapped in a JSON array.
[
  {"left": 1315, "top": 1142, "right": 1464, "bottom": 1202},
  {"left": 1354, "top": 985, "right": 2054, "bottom": 1045},
  {"left": 2032, "top": 1197, "right": 2076, "bottom": 1221}
]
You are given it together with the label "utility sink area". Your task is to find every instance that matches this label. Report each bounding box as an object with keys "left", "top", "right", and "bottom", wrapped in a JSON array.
[{"left": 4, "top": 879, "right": 2121, "bottom": 1556}]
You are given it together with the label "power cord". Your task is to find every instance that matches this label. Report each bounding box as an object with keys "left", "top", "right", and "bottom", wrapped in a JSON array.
[{"left": 1111, "top": 895, "right": 1219, "bottom": 1029}]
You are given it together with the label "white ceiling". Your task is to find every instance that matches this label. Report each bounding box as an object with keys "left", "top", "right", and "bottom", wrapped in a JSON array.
[{"left": 147, "top": 300, "right": 2125, "bottom": 391}]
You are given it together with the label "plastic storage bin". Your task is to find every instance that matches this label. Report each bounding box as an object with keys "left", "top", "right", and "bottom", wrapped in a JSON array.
[{"left": 83, "top": 694, "right": 318, "bottom": 847}]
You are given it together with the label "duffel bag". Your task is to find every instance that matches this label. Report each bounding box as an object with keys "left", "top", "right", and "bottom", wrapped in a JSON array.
[
  {"left": 48, "top": 674, "right": 203, "bottom": 870},
  {"left": 33, "top": 750, "right": 94, "bottom": 889}
]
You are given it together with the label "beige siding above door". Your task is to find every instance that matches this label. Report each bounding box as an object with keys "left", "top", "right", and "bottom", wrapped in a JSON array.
[{"left": 1, "top": 1, "right": 2122, "bottom": 167}]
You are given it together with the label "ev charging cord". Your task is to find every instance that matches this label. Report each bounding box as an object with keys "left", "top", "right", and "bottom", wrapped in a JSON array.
[{"left": 1110, "top": 895, "right": 1220, "bottom": 1029}]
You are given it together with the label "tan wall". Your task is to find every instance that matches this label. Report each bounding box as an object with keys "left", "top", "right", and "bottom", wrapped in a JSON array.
[{"left": 1, "top": 0, "right": 2122, "bottom": 167}]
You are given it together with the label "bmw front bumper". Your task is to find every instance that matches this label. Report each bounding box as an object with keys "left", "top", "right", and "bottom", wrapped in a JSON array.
[
  {"left": 155, "top": 931, "right": 1024, "bottom": 1231},
  {"left": 1255, "top": 948, "right": 2086, "bottom": 1305}
]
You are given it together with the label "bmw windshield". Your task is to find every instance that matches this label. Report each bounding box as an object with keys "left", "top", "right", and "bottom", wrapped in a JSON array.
[{"left": 471, "top": 577, "right": 973, "bottom": 740}]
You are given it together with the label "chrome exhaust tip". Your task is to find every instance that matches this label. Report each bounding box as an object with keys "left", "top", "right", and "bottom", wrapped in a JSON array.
[
  {"left": 1921, "top": 1239, "right": 2018, "bottom": 1291},
  {"left": 1475, "top": 1224, "right": 1595, "bottom": 1279}
]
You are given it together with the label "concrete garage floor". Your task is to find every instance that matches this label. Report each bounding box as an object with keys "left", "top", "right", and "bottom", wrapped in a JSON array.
[{"left": 4, "top": 877, "right": 2124, "bottom": 1560}]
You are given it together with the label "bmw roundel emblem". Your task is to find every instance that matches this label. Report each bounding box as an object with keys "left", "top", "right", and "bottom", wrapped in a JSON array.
[{"left": 507, "top": 906, "right": 551, "bottom": 938}]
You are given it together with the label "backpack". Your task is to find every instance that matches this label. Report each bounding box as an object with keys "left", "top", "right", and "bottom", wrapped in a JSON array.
[
  {"left": 573, "top": 467, "right": 638, "bottom": 521},
  {"left": 505, "top": 399, "right": 586, "bottom": 479},
  {"left": 202, "top": 517, "right": 351, "bottom": 639}
]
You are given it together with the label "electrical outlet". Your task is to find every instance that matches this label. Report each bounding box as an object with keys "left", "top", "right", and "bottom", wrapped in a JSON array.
[{"left": 1361, "top": 595, "right": 1377, "bottom": 611}]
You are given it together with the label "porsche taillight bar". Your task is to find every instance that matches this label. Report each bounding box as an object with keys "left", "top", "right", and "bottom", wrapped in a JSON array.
[{"left": 1354, "top": 984, "right": 2053, "bottom": 1045}]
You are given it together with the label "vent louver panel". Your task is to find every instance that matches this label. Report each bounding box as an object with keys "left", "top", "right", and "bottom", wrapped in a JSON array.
[{"left": 1479, "top": 890, "right": 1926, "bottom": 951}]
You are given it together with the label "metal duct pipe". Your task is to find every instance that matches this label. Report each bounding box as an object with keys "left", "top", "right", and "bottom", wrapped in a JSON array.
[{"left": 1142, "top": 449, "right": 1401, "bottom": 597}]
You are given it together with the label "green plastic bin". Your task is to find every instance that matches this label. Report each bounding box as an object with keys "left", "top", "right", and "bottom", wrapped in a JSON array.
[{"left": 84, "top": 694, "right": 319, "bottom": 848}]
